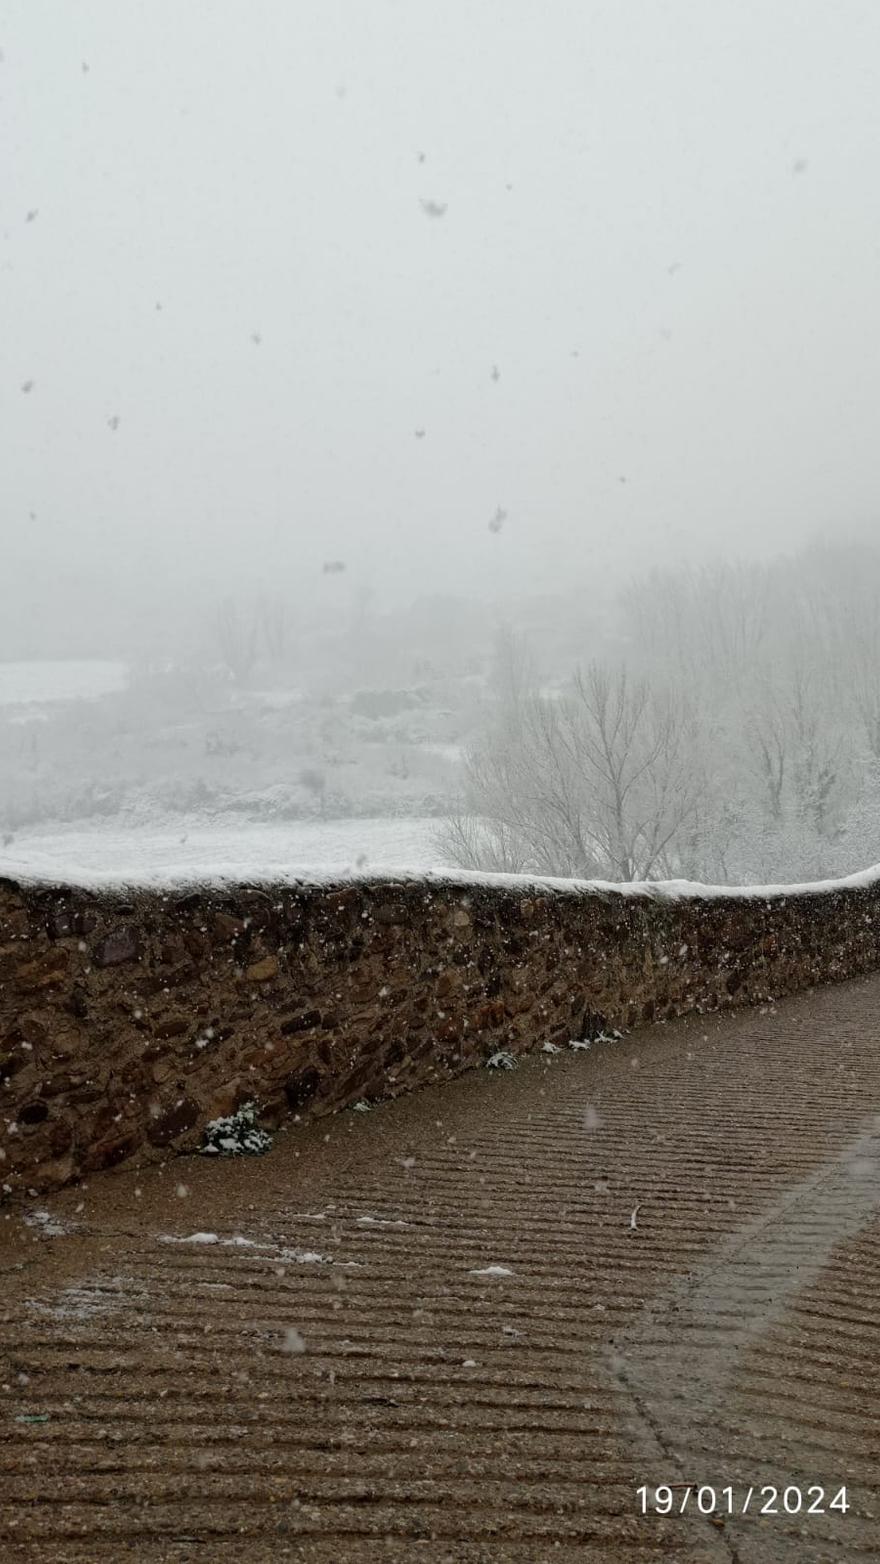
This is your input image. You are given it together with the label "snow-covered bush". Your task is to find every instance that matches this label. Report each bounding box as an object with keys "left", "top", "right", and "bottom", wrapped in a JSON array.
[{"left": 200, "top": 1102, "right": 272, "bottom": 1156}]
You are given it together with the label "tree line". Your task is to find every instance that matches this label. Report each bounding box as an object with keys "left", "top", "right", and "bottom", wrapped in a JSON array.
[{"left": 441, "top": 541, "right": 880, "bottom": 885}]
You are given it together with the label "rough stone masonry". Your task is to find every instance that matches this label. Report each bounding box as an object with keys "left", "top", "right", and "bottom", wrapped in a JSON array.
[{"left": 1, "top": 871, "right": 878, "bottom": 1193}]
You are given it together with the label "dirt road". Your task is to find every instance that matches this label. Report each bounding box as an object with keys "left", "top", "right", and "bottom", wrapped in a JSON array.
[{"left": 1, "top": 975, "right": 878, "bottom": 1561}]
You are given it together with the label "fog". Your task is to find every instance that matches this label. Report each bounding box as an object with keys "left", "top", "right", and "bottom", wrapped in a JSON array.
[
  {"left": 5, "top": 0, "right": 880, "bottom": 651},
  {"left": 4, "top": 2, "right": 880, "bottom": 882}
]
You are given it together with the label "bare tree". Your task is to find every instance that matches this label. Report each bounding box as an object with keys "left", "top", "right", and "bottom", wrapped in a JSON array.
[
  {"left": 489, "top": 623, "right": 536, "bottom": 718},
  {"left": 258, "top": 593, "right": 290, "bottom": 664},
  {"left": 215, "top": 598, "right": 258, "bottom": 685},
  {"left": 622, "top": 562, "right": 770, "bottom": 694},
  {"left": 442, "top": 658, "right": 705, "bottom": 882},
  {"left": 299, "top": 766, "right": 327, "bottom": 817},
  {"left": 746, "top": 665, "right": 848, "bottom": 838},
  {"left": 747, "top": 689, "right": 787, "bottom": 822},
  {"left": 563, "top": 664, "right": 705, "bottom": 879}
]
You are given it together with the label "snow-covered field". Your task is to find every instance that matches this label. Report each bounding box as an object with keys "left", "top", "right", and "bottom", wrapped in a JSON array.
[
  {"left": 1, "top": 815, "right": 451, "bottom": 882},
  {"left": 0, "top": 660, "right": 128, "bottom": 706}
]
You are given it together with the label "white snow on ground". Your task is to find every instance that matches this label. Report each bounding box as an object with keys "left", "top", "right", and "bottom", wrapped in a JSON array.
[
  {"left": 23, "top": 1209, "right": 74, "bottom": 1237},
  {"left": 158, "top": 1233, "right": 342, "bottom": 1266},
  {"left": 158, "top": 1232, "right": 267, "bottom": 1248},
  {"left": 470, "top": 1264, "right": 514, "bottom": 1277},
  {"left": 3, "top": 819, "right": 880, "bottom": 900},
  {"left": 27, "top": 1277, "right": 147, "bottom": 1321},
  {"left": 0, "top": 659, "right": 127, "bottom": 706}
]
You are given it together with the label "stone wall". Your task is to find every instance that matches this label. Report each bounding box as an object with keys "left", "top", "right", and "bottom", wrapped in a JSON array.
[{"left": 2, "top": 870, "right": 879, "bottom": 1193}]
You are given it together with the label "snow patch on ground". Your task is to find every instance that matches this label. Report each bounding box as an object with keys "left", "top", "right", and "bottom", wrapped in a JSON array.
[
  {"left": 158, "top": 1231, "right": 268, "bottom": 1248},
  {"left": 27, "top": 1276, "right": 146, "bottom": 1321},
  {"left": 159, "top": 1233, "right": 344, "bottom": 1267},
  {"left": 0, "top": 660, "right": 127, "bottom": 707},
  {"left": 23, "top": 1209, "right": 74, "bottom": 1237}
]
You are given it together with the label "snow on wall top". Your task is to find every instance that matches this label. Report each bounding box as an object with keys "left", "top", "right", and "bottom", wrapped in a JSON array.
[{"left": 2, "top": 850, "right": 880, "bottom": 904}]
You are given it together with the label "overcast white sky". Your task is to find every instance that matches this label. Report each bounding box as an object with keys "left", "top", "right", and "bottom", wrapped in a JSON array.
[{"left": 3, "top": 0, "right": 880, "bottom": 651}]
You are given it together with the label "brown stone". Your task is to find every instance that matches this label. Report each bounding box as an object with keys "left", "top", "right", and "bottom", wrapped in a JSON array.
[
  {"left": 16, "top": 953, "right": 69, "bottom": 990},
  {"left": 47, "top": 903, "right": 75, "bottom": 939},
  {"left": 326, "top": 888, "right": 359, "bottom": 912},
  {"left": 93, "top": 927, "right": 140, "bottom": 968},
  {"left": 285, "top": 1067, "right": 322, "bottom": 1110},
  {"left": 31, "top": 1152, "right": 74, "bottom": 1187},
  {"left": 0, "top": 1048, "right": 28, "bottom": 1080},
  {"left": 91, "top": 1099, "right": 128, "bottom": 1139},
  {"left": 20, "top": 1014, "right": 49, "bottom": 1046},
  {"left": 203, "top": 1080, "right": 242, "bottom": 1120},
  {"left": 474, "top": 1000, "right": 507, "bottom": 1030},
  {"left": 81, "top": 1132, "right": 140, "bottom": 1172},
  {"left": 436, "top": 967, "right": 464, "bottom": 997},
  {"left": 48, "top": 1118, "right": 74, "bottom": 1155},
  {"left": 280, "top": 1009, "right": 321, "bottom": 1035},
  {"left": 246, "top": 954, "right": 279, "bottom": 982},
  {"left": 18, "top": 1099, "right": 49, "bottom": 1126},
  {"left": 67, "top": 986, "right": 89, "bottom": 1020},
  {"left": 39, "top": 1073, "right": 75, "bottom": 1097},
  {"left": 147, "top": 1095, "right": 200, "bottom": 1146},
  {"left": 182, "top": 930, "right": 210, "bottom": 962},
  {"left": 154, "top": 1016, "right": 189, "bottom": 1039}
]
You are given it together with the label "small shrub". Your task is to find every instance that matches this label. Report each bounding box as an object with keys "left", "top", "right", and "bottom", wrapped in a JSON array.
[
  {"left": 486, "top": 1050, "right": 517, "bottom": 1071},
  {"left": 200, "top": 1102, "right": 272, "bottom": 1156}
]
